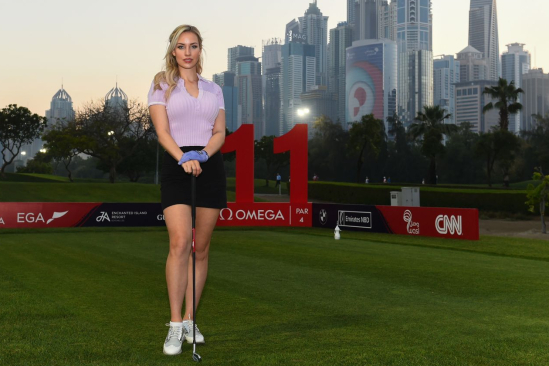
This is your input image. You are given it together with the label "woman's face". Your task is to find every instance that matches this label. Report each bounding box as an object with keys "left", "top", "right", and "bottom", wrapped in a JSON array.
[{"left": 172, "top": 31, "right": 201, "bottom": 71}]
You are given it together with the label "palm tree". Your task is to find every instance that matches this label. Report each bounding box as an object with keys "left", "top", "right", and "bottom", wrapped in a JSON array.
[
  {"left": 409, "top": 105, "right": 457, "bottom": 184},
  {"left": 482, "top": 78, "right": 524, "bottom": 131}
]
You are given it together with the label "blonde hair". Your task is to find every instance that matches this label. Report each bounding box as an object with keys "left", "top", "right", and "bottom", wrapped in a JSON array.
[{"left": 153, "top": 25, "right": 204, "bottom": 101}]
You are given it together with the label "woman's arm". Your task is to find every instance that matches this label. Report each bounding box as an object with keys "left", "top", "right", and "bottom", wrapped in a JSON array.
[
  {"left": 202, "top": 109, "right": 226, "bottom": 157},
  {"left": 149, "top": 105, "right": 184, "bottom": 162}
]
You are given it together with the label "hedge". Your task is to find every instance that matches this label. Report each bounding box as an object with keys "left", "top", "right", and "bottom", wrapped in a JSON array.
[{"left": 308, "top": 182, "right": 530, "bottom": 214}]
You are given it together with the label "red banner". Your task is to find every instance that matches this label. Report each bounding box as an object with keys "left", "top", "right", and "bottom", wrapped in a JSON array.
[
  {"left": 216, "top": 202, "right": 312, "bottom": 227},
  {"left": 0, "top": 202, "right": 101, "bottom": 229},
  {"left": 376, "top": 206, "right": 479, "bottom": 241}
]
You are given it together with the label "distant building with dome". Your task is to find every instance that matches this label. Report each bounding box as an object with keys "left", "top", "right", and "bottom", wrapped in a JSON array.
[
  {"left": 105, "top": 82, "right": 128, "bottom": 111},
  {"left": 46, "top": 85, "right": 75, "bottom": 126}
]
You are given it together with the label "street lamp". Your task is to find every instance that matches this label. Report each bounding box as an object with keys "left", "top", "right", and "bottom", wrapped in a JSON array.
[
  {"left": 107, "top": 131, "right": 115, "bottom": 136},
  {"left": 297, "top": 108, "right": 310, "bottom": 117},
  {"left": 21, "top": 151, "right": 26, "bottom": 156},
  {"left": 40, "top": 148, "right": 47, "bottom": 153}
]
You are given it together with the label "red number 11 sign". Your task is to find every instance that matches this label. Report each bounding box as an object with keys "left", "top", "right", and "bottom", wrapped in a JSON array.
[{"left": 217, "top": 124, "right": 312, "bottom": 227}]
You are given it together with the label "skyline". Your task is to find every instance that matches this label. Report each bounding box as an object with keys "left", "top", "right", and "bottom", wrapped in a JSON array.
[{"left": 1, "top": 0, "right": 548, "bottom": 116}]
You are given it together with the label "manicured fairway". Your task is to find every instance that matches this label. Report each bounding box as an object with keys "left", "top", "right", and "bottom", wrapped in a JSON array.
[{"left": 1, "top": 227, "right": 549, "bottom": 366}]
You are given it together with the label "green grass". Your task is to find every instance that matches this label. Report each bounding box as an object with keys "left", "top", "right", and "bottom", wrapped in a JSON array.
[
  {"left": 1, "top": 227, "right": 548, "bottom": 365},
  {"left": 226, "top": 178, "right": 289, "bottom": 195}
]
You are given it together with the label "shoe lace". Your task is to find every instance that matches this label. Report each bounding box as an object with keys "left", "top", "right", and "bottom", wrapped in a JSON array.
[{"left": 165, "top": 323, "right": 183, "bottom": 340}]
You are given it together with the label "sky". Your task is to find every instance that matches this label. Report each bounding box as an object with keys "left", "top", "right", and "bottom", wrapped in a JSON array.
[{"left": 0, "top": 0, "right": 547, "bottom": 116}]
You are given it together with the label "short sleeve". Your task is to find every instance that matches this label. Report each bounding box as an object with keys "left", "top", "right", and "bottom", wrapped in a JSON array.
[
  {"left": 147, "top": 81, "right": 166, "bottom": 107},
  {"left": 215, "top": 84, "right": 225, "bottom": 110}
]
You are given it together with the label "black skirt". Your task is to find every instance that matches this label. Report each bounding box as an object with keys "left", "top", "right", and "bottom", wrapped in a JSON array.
[{"left": 161, "top": 146, "right": 227, "bottom": 210}]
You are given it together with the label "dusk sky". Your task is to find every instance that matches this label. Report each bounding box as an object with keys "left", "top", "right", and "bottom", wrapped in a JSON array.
[{"left": 0, "top": 0, "right": 547, "bottom": 116}]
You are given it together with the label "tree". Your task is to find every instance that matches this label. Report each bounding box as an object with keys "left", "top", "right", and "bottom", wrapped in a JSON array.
[
  {"left": 438, "top": 122, "right": 484, "bottom": 184},
  {"left": 0, "top": 104, "right": 47, "bottom": 177},
  {"left": 523, "top": 114, "right": 549, "bottom": 171},
  {"left": 42, "top": 121, "right": 83, "bottom": 182},
  {"left": 526, "top": 168, "right": 549, "bottom": 234},
  {"left": 348, "top": 114, "right": 385, "bottom": 183},
  {"left": 475, "top": 129, "right": 520, "bottom": 187},
  {"left": 255, "top": 135, "right": 289, "bottom": 186},
  {"left": 75, "top": 100, "right": 154, "bottom": 183},
  {"left": 409, "top": 105, "right": 457, "bottom": 184},
  {"left": 482, "top": 78, "right": 524, "bottom": 131},
  {"left": 16, "top": 152, "right": 53, "bottom": 175},
  {"left": 116, "top": 137, "right": 158, "bottom": 182},
  {"left": 309, "top": 115, "right": 351, "bottom": 182}
]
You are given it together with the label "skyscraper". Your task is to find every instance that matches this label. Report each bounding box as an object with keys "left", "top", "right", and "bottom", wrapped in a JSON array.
[
  {"left": 347, "top": 0, "right": 358, "bottom": 25},
  {"left": 434, "top": 56, "right": 460, "bottom": 125},
  {"left": 299, "top": 1, "right": 328, "bottom": 86},
  {"left": 105, "top": 82, "right": 128, "bottom": 111},
  {"left": 280, "top": 42, "right": 316, "bottom": 135},
  {"left": 46, "top": 85, "right": 75, "bottom": 125},
  {"left": 346, "top": 39, "right": 398, "bottom": 130},
  {"left": 236, "top": 56, "right": 263, "bottom": 139},
  {"left": 457, "top": 45, "right": 488, "bottom": 82},
  {"left": 522, "top": 68, "right": 549, "bottom": 131},
  {"left": 455, "top": 80, "right": 499, "bottom": 133},
  {"left": 265, "top": 65, "right": 282, "bottom": 136},
  {"left": 354, "top": 0, "right": 396, "bottom": 41},
  {"left": 262, "top": 39, "right": 283, "bottom": 136},
  {"left": 329, "top": 22, "right": 353, "bottom": 124},
  {"left": 396, "top": 0, "right": 433, "bottom": 124},
  {"left": 213, "top": 72, "right": 238, "bottom": 132},
  {"left": 228, "top": 46, "right": 255, "bottom": 74},
  {"left": 469, "top": 0, "right": 500, "bottom": 80},
  {"left": 501, "top": 43, "right": 531, "bottom": 133}
]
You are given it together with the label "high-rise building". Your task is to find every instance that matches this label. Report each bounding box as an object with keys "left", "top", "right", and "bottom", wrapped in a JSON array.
[
  {"left": 280, "top": 42, "right": 316, "bottom": 135},
  {"left": 356, "top": 0, "right": 378, "bottom": 40},
  {"left": 265, "top": 65, "right": 282, "bottom": 136},
  {"left": 105, "top": 82, "right": 128, "bottom": 111},
  {"left": 228, "top": 46, "right": 255, "bottom": 74},
  {"left": 329, "top": 22, "right": 353, "bottom": 124},
  {"left": 347, "top": 0, "right": 358, "bottom": 25},
  {"left": 457, "top": 45, "right": 488, "bottom": 82},
  {"left": 213, "top": 71, "right": 238, "bottom": 132},
  {"left": 46, "top": 85, "right": 75, "bottom": 125},
  {"left": 262, "top": 39, "right": 283, "bottom": 136},
  {"left": 434, "top": 55, "right": 460, "bottom": 125},
  {"left": 455, "top": 80, "right": 499, "bottom": 133},
  {"left": 354, "top": 0, "right": 396, "bottom": 41},
  {"left": 522, "top": 68, "right": 549, "bottom": 131},
  {"left": 501, "top": 43, "right": 531, "bottom": 133},
  {"left": 236, "top": 56, "right": 263, "bottom": 139},
  {"left": 396, "top": 0, "right": 433, "bottom": 124},
  {"left": 469, "top": 0, "right": 500, "bottom": 80},
  {"left": 346, "top": 39, "right": 398, "bottom": 131},
  {"left": 299, "top": 1, "right": 328, "bottom": 86}
]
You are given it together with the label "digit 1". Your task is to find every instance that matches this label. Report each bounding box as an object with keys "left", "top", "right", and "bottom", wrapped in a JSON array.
[
  {"left": 221, "top": 124, "right": 254, "bottom": 203},
  {"left": 274, "top": 124, "right": 308, "bottom": 204}
]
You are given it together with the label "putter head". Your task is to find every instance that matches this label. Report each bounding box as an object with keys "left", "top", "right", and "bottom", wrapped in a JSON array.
[{"left": 193, "top": 353, "right": 202, "bottom": 362}]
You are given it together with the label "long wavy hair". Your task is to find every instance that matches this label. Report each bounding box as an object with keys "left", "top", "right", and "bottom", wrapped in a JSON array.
[{"left": 153, "top": 25, "right": 204, "bottom": 101}]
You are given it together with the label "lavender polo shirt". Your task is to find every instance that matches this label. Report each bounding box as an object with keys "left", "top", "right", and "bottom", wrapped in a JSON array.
[{"left": 147, "top": 74, "right": 225, "bottom": 147}]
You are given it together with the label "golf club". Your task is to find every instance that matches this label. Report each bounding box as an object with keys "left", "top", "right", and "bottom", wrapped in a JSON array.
[{"left": 191, "top": 173, "right": 202, "bottom": 363}]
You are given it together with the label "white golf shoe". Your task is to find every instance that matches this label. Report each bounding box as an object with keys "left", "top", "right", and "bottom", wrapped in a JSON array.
[
  {"left": 182, "top": 320, "right": 205, "bottom": 344},
  {"left": 163, "top": 322, "right": 184, "bottom": 355}
]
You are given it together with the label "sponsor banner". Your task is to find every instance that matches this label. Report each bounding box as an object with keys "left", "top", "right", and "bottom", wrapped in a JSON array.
[
  {"left": 216, "top": 202, "right": 312, "bottom": 227},
  {"left": 0, "top": 202, "right": 101, "bottom": 229},
  {"left": 80, "top": 203, "right": 165, "bottom": 227},
  {"left": 312, "top": 203, "right": 392, "bottom": 233},
  {"left": 376, "top": 206, "right": 479, "bottom": 241}
]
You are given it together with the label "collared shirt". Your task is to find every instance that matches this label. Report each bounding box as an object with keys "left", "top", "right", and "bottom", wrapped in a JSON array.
[{"left": 147, "top": 74, "right": 225, "bottom": 147}]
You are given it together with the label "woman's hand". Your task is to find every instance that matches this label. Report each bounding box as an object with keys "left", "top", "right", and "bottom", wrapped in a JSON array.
[{"left": 182, "top": 160, "right": 202, "bottom": 177}]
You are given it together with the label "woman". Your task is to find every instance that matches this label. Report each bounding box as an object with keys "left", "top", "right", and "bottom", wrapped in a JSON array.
[{"left": 147, "top": 24, "right": 226, "bottom": 356}]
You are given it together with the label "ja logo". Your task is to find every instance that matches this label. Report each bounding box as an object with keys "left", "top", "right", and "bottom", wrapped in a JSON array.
[{"left": 96, "top": 212, "right": 111, "bottom": 222}]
